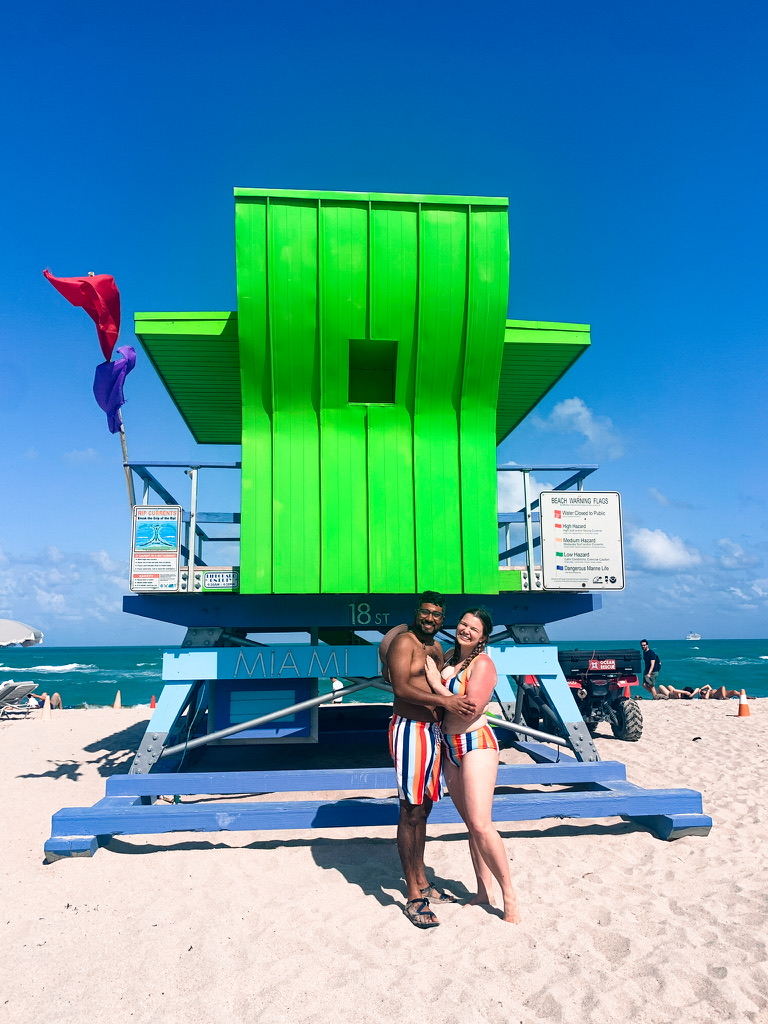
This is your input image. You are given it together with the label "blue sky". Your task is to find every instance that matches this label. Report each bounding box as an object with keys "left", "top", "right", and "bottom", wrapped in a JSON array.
[{"left": 1, "top": 1, "right": 766, "bottom": 645}]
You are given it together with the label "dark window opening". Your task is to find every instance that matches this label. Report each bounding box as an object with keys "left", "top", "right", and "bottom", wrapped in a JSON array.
[{"left": 348, "top": 338, "right": 398, "bottom": 404}]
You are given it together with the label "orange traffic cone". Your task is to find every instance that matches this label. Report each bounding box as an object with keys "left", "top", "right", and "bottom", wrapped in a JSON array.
[
  {"left": 113, "top": 690, "right": 122, "bottom": 710},
  {"left": 149, "top": 695, "right": 157, "bottom": 709},
  {"left": 737, "top": 690, "right": 751, "bottom": 717}
]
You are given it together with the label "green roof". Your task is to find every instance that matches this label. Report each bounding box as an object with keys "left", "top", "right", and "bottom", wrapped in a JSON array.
[
  {"left": 496, "top": 320, "right": 590, "bottom": 443},
  {"left": 134, "top": 312, "right": 241, "bottom": 444},
  {"left": 234, "top": 187, "right": 508, "bottom": 206},
  {"left": 135, "top": 313, "right": 589, "bottom": 447}
]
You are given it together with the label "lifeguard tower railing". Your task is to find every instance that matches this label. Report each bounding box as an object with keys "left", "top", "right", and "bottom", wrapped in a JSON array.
[
  {"left": 497, "top": 464, "right": 597, "bottom": 591},
  {"left": 126, "top": 460, "right": 598, "bottom": 592}
]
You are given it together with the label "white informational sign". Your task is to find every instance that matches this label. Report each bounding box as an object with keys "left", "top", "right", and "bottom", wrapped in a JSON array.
[
  {"left": 130, "top": 506, "right": 182, "bottom": 592},
  {"left": 539, "top": 491, "right": 624, "bottom": 590}
]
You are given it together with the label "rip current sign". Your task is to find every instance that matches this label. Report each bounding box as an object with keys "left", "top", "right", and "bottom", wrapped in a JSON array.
[
  {"left": 130, "top": 505, "right": 182, "bottom": 592},
  {"left": 539, "top": 492, "right": 624, "bottom": 591}
]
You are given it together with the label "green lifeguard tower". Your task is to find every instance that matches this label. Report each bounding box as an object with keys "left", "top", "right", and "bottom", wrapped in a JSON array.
[
  {"left": 43, "top": 187, "right": 712, "bottom": 861},
  {"left": 133, "top": 188, "right": 591, "bottom": 604}
]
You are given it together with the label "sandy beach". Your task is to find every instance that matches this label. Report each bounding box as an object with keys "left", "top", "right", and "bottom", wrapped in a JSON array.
[{"left": 1, "top": 700, "right": 766, "bottom": 1024}]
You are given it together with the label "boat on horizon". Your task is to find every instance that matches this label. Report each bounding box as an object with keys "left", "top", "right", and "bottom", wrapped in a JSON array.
[{"left": 686, "top": 631, "right": 702, "bottom": 641}]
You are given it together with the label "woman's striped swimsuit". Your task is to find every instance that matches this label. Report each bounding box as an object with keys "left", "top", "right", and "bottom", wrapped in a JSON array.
[{"left": 441, "top": 665, "right": 499, "bottom": 768}]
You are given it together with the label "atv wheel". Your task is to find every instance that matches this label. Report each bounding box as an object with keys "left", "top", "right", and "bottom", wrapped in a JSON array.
[{"left": 611, "top": 698, "right": 643, "bottom": 741}]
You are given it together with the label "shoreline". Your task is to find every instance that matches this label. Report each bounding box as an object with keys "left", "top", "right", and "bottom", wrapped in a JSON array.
[{"left": 27, "top": 689, "right": 768, "bottom": 712}]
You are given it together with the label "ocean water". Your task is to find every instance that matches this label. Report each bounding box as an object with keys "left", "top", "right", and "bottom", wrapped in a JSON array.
[
  {"left": 554, "top": 639, "right": 768, "bottom": 699},
  {"left": 0, "top": 638, "right": 766, "bottom": 707}
]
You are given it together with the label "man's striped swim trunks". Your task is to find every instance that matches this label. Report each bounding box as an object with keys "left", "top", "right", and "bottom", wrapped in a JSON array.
[
  {"left": 441, "top": 722, "right": 499, "bottom": 768},
  {"left": 388, "top": 715, "right": 442, "bottom": 805}
]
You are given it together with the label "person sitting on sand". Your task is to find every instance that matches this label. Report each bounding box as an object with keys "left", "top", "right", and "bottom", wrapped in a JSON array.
[
  {"left": 35, "top": 692, "right": 63, "bottom": 709},
  {"left": 424, "top": 607, "right": 520, "bottom": 924},
  {"left": 698, "top": 684, "right": 741, "bottom": 700}
]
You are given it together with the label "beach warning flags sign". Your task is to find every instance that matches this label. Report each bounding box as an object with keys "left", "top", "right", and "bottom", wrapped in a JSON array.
[{"left": 738, "top": 690, "right": 751, "bottom": 717}]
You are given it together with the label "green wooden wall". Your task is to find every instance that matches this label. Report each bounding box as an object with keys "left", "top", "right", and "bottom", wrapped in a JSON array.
[{"left": 234, "top": 189, "right": 509, "bottom": 596}]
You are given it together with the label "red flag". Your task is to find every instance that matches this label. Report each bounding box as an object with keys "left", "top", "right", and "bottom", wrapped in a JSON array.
[{"left": 44, "top": 269, "right": 121, "bottom": 360}]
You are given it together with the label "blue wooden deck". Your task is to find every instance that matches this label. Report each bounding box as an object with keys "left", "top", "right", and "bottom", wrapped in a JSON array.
[{"left": 44, "top": 754, "right": 712, "bottom": 861}]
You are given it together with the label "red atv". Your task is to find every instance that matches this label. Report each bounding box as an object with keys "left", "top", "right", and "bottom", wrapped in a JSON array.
[{"left": 557, "top": 649, "right": 644, "bottom": 742}]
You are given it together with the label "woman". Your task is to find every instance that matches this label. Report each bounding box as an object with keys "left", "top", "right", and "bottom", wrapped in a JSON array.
[{"left": 425, "top": 608, "right": 519, "bottom": 923}]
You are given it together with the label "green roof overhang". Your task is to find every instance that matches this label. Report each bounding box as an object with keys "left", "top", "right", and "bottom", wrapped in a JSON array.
[
  {"left": 234, "top": 187, "right": 508, "bottom": 206},
  {"left": 134, "top": 313, "right": 589, "bottom": 447},
  {"left": 496, "top": 320, "right": 590, "bottom": 444},
  {"left": 134, "top": 312, "right": 241, "bottom": 444}
]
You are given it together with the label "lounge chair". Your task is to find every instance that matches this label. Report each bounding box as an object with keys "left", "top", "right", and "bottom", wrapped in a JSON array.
[
  {"left": 0, "top": 682, "right": 19, "bottom": 704},
  {"left": 0, "top": 683, "right": 39, "bottom": 718}
]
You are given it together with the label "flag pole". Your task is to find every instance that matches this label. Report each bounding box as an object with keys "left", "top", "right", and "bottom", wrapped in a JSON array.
[
  {"left": 117, "top": 409, "right": 136, "bottom": 510},
  {"left": 44, "top": 269, "right": 136, "bottom": 513}
]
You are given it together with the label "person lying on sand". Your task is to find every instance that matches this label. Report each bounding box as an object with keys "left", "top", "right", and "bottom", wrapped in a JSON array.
[
  {"left": 660, "top": 685, "right": 700, "bottom": 699},
  {"left": 645, "top": 683, "right": 695, "bottom": 699},
  {"left": 698, "top": 685, "right": 741, "bottom": 700},
  {"left": 652, "top": 684, "right": 745, "bottom": 700}
]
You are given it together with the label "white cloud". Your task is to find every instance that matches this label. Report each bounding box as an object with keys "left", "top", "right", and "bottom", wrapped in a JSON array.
[
  {"left": 33, "top": 587, "right": 67, "bottom": 612},
  {"left": 0, "top": 546, "right": 129, "bottom": 632},
  {"left": 497, "top": 465, "right": 555, "bottom": 512},
  {"left": 533, "top": 397, "right": 624, "bottom": 458},
  {"left": 649, "top": 487, "right": 695, "bottom": 510},
  {"left": 716, "top": 538, "right": 760, "bottom": 570},
  {"left": 62, "top": 448, "right": 101, "bottom": 465},
  {"left": 90, "top": 549, "right": 120, "bottom": 573},
  {"left": 629, "top": 527, "right": 703, "bottom": 571}
]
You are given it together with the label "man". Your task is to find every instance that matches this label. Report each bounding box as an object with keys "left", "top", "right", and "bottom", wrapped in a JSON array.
[
  {"left": 641, "top": 639, "right": 662, "bottom": 696},
  {"left": 383, "top": 591, "right": 476, "bottom": 928}
]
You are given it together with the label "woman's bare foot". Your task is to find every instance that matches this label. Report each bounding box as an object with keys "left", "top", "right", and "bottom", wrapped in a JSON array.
[
  {"left": 466, "top": 892, "right": 492, "bottom": 906},
  {"left": 502, "top": 890, "right": 520, "bottom": 923}
]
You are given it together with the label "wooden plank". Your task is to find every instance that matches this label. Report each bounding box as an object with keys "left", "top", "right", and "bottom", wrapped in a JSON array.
[
  {"left": 460, "top": 206, "right": 508, "bottom": 593},
  {"left": 319, "top": 201, "right": 369, "bottom": 592},
  {"left": 236, "top": 197, "right": 273, "bottom": 593},
  {"left": 513, "top": 741, "right": 579, "bottom": 764},
  {"left": 626, "top": 813, "right": 713, "bottom": 840},
  {"left": 44, "top": 836, "right": 100, "bottom": 861},
  {"left": 268, "top": 199, "right": 321, "bottom": 593},
  {"left": 105, "top": 759, "right": 629, "bottom": 798},
  {"left": 50, "top": 785, "right": 705, "bottom": 837},
  {"left": 413, "top": 206, "right": 465, "bottom": 592},
  {"left": 367, "top": 203, "right": 418, "bottom": 592}
]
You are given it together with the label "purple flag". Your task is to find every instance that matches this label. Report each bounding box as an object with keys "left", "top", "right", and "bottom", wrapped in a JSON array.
[{"left": 93, "top": 346, "right": 136, "bottom": 433}]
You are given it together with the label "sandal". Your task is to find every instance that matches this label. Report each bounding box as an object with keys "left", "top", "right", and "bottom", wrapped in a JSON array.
[
  {"left": 404, "top": 898, "right": 440, "bottom": 928},
  {"left": 420, "top": 884, "right": 458, "bottom": 904}
]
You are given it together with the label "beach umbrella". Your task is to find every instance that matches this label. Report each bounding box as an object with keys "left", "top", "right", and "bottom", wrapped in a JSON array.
[{"left": 0, "top": 619, "right": 44, "bottom": 647}]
